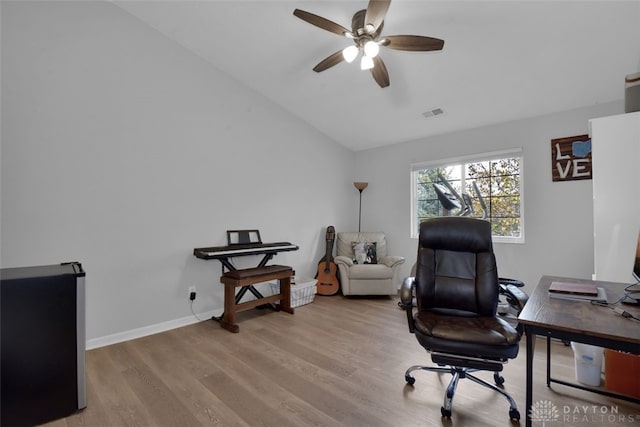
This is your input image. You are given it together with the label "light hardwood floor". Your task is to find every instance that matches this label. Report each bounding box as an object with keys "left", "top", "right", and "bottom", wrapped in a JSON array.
[{"left": 45, "top": 295, "right": 639, "bottom": 427}]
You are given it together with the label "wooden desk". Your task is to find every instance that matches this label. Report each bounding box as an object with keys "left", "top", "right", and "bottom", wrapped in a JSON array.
[{"left": 518, "top": 275, "right": 640, "bottom": 427}]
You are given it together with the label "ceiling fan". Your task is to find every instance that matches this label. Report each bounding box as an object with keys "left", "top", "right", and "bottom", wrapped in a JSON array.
[{"left": 293, "top": 0, "right": 444, "bottom": 88}]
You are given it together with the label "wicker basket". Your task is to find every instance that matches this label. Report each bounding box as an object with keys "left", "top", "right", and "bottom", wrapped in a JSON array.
[{"left": 270, "top": 277, "right": 317, "bottom": 308}]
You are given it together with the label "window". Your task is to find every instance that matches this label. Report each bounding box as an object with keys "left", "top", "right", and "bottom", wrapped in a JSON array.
[{"left": 411, "top": 149, "right": 524, "bottom": 243}]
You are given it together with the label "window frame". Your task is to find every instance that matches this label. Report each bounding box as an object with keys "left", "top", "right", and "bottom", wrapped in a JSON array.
[{"left": 410, "top": 148, "right": 525, "bottom": 244}]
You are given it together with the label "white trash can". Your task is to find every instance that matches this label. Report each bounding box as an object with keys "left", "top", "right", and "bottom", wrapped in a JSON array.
[{"left": 571, "top": 342, "right": 604, "bottom": 386}]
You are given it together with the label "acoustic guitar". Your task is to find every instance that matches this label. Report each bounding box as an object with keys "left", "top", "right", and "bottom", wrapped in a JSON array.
[{"left": 316, "top": 226, "right": 339, "bottom": 295}]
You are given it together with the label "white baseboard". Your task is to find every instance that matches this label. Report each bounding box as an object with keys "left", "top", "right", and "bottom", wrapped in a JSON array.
[{"left": 86, "top": 309, "right": 220, "bottom": 350}]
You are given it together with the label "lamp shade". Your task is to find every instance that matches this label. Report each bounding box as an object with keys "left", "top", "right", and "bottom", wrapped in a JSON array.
[
  {"left": 342, "top": 45, "right": 359, "bottom": 63},
  {"left": 363, "top": 41, "right": 380, "bottom": 58},
  {"left": 360, "top": 55, "right": 374, "bottom": 70},
  {"left": 354, "top": 181, "right": 368, "bottom": 191}
]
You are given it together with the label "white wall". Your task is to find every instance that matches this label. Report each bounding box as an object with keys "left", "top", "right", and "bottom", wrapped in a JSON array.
[
  {"left": 1, "top": 0, "right": 631, "bottom": 348},
  {"left": 354, "top": 101, "right": 624, "bottom": 293},
  {"left": 1, "top": 1, "right": 355, "bottom": 345}
]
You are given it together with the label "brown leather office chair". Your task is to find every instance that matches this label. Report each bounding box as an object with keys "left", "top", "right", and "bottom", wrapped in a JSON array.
[{"left": 400, "top": 217, "right": 528, "bottom": 420}]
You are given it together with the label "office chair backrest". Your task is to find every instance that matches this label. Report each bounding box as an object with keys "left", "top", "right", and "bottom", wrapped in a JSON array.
[{"left": 416, "top": 217, "right": 499, "bottom": 316}]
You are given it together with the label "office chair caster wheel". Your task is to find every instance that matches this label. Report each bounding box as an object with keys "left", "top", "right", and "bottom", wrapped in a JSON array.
[
  {"left": 509, "top": 408, "right": 520, "bottom": 421},
  {"left": 494, "top": 372, "right": 505, "bottom": 385},
  {"left": 405, "top": 374, "right": 415, "bottom": 385},
  {"left": 441, "top": 407, "right": 452, "bottom": 418}
]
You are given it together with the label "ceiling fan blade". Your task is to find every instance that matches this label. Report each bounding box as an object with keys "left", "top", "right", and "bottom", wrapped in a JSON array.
[
  {"left": 293, "top": 9, "right": 351, "bottom": 37},
  {"left": 364, "top": 0, "right": 391, "bottom": 33},
  {"left": 313, "top": 50, "right": 345, "bottom": 72},
  {"left": 370, "top": 56, "right": 390, "bottom": 88},
  {"left": 382, "top": 35, "right": 445, "bottom": 51}
]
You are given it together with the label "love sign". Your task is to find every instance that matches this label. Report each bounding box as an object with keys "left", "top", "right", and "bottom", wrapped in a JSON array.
[{"left": 551, "top": 134, "right": 592, "bottom": 182}]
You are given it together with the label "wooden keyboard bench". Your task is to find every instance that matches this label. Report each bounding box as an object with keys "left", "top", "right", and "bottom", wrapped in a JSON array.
[{"left": 219, "top": 264, "right": 293, "bottom": 333}]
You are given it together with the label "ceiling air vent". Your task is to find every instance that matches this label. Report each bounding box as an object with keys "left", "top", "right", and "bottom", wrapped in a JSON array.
[{"left": 422, "top": 108, "right": 444, "bottom": 118}]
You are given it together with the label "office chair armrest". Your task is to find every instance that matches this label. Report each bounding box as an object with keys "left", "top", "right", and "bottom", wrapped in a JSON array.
[
  {"left": 499, "top": 283, "right": 529, "bottom": 312},
  {"left": 400, "top": 276, "right": 416, "bottom": 333},
  {"left": 499, "top": 277, "right": 524, "bottom": 287},
  {"left": 334, "top": 255, "right": 353, "bottom": 267}
]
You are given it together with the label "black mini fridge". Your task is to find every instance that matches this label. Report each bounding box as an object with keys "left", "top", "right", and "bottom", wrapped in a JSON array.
[{"left": 1, "top": 262, "right": 86, "bottom": 426}]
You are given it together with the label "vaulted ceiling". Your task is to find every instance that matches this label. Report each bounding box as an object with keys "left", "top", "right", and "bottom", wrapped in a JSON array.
[{"left": 114, "top": 1, "right": 640, "bottom": 151}]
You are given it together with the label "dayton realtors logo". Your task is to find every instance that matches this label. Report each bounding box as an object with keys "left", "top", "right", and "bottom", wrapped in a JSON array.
[
  {"left": 529, "top": 400, "right": 560, "bottom": 426},
  {"left": 530, "top": 400, "right": 639, "bottom": 425}
]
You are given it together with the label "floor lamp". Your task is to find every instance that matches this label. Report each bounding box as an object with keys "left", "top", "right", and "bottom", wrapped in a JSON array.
[{"left": 354, "top": 182, "right": 368, "bottom": 232}]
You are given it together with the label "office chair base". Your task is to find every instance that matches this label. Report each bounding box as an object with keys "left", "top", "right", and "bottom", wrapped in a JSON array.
[{"left": 404, "top": 365, "right": 520, "bottom": 421}]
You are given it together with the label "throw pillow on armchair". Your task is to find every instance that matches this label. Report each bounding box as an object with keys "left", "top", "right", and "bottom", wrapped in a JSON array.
[{"left": 352, "top": 241, "right": 377, "bottom": 264}]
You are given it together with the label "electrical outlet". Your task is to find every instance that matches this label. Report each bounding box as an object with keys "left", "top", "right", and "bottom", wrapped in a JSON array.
[{"left": 188, "top": 286, "right": 196, "bottom": 301}]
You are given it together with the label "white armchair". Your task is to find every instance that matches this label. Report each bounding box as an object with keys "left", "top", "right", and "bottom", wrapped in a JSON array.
[{"left": 334, "top": 231, "right": 405, "bottom": 296}]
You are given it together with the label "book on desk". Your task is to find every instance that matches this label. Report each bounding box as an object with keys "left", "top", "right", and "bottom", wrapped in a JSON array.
[{"left": 548, "top": 280, "right": 607, "bottom": 302}]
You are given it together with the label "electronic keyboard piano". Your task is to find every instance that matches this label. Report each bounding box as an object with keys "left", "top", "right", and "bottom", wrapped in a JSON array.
[{"left": 193, "top": 241, "right": 298, "bottom": 271}]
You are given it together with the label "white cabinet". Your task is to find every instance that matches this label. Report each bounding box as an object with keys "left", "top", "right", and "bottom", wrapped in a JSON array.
[{"left": 590, "top": 112, "right": 640, "bottom": 283}]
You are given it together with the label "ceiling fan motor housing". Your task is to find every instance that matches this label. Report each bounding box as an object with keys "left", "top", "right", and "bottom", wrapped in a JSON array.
[{"left": 352, "top": 9, "right": 383, "bottom": 41}]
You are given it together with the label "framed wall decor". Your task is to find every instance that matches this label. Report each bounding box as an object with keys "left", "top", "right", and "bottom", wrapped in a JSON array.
[{"left": 551, "top": 134, "right": 592, "bottom": 182}]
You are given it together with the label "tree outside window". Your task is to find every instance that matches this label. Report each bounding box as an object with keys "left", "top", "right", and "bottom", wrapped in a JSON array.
[{"left": 412, "top": 150, "right": 523, "bottom": 243}]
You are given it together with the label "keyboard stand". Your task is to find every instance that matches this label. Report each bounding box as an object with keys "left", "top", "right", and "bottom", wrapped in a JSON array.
[{"left": 193, "top": 240, "right": 299, "bottom": 325}]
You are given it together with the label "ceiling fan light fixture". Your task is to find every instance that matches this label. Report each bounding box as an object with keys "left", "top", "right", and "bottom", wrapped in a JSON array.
[
  {"left": 363, "top": 40, "right": 380, "bottom": 57},
  {"left": 342, "top": 45, "right": 359, "bottom": 63},
  {"left": 293, "top": 1, "right": 445, "bottom": 88},
  {"left": 360, "top": 55, "right": 374, "bottom": 70}
]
